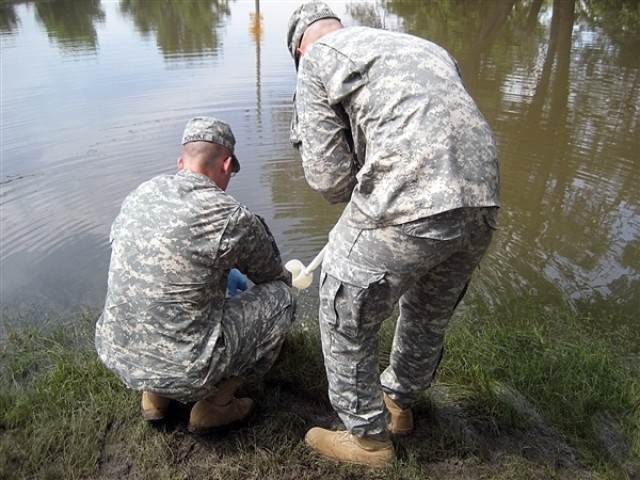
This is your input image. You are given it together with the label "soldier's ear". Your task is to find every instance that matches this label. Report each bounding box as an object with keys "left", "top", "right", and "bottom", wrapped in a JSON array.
[{"left": 177, "top": 156, "right": 184, "bottom": 169}]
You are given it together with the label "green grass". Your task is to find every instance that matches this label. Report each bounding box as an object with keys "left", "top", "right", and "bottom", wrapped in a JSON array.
[
  {"left": 439, "top": 302, "right": 639, "bottom": 469},
  {"left": 0, "top": 303, "right": 638, "bottom": 479},
  {"left": 0, "top": 316, "right": 136, "bottom": 478}
]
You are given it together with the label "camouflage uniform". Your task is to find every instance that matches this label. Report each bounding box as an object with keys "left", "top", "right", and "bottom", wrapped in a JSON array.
[
  {"left": 95, "top": 169, "right": 295, "bottom": 403},
  {"left": 290, "top": 26, "right": 500, "bottom": 435}
]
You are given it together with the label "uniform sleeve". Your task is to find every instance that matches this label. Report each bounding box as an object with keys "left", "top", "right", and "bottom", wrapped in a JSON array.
[
  {"left": 292, "top": 50, "right": 359, "bottom": 204},
  {"left": 219, "top": 206, "right": 291, "bottom": 287}
]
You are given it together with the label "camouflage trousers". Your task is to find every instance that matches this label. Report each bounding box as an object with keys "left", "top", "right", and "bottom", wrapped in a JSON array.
[
  {"left": 216, "top": 280, "right": 295, "bottom": 391},
  {"left": 319, "top": 207, "right": 498, "bottom": 435},
  {"left": 162, "top": 280, "right": 294, "bottom": 403}
]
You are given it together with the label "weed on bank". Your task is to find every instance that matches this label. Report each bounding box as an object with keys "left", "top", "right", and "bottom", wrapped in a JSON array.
[{"left": 0, "top": 304, "right": 638, "bottom": 480}]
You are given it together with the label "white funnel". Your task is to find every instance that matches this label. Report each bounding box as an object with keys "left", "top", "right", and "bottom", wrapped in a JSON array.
[{"left": 285, "top": 246, "right": 327, "bottom": 289}]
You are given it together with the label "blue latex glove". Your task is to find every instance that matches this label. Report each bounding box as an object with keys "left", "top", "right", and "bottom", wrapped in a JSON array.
[{"left": 227, "top": 268, "right": 248, "bottom": 296}]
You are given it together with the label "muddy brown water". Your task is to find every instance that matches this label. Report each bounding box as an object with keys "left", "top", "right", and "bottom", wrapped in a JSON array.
[{"left": 1, "top": 1, "right": 638, "bottom": 345}]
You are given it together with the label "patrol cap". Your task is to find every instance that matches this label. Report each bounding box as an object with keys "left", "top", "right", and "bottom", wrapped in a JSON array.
[
  {"left": 181, "top": 116, "right": 240, "bottom": 174},
  {"left": 287, "top": 1, "right": 341, "bottom": 69}
]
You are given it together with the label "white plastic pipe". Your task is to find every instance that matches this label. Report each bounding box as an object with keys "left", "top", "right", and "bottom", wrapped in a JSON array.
[{"left": 285, "top": 245, "right": 327, "bottom": 289}]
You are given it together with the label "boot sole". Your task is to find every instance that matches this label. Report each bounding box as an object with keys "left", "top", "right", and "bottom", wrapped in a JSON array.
[
  {"left": 312, "top": 449, "right": 394, "bottom": 468},
  {"left": 186, "top": 404, "right": 255, "bottom": 435},
  {"left": 141, "top": 410, "right": 167, "bottom": 422},
  {"left": 388, "top": 427, "right": 414, "bottom": 437}
]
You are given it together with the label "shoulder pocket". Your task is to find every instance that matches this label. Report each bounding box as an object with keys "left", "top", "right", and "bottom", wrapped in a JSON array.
[{"left": 322, "top": 54, "right": 368, "bottom": 105}]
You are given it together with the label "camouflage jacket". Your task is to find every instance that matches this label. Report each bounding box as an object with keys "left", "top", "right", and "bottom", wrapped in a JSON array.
[
  {"left": 95, "top": 169, "right": 287, "bottom": 394},
  {"left": 290, "top": 26, "right": 500, "bottom": 228}
]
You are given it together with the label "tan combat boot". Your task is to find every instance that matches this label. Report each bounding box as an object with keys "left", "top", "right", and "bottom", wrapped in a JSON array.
[
  {"left": 384, "top": 393, "right": 414, "bottom": 436},
  {"left": 187, "top": 377, "right": 254, "bottom": 434},
  {"left": 141, "top": 392, "right": 170, "bottom": 421},
  {"left": 304, "top": 428, "right": 395, "bottom": 467}
]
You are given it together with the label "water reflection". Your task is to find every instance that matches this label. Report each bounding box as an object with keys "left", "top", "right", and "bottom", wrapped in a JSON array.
[
  {"left": 250, "top": 0, "right": 263, "bottom": 119},
  {"left": 0, "top": 2, "right": 20, "bottom": 33},
  {"left": 377, "top": 0, "right": 639, "bottom": 317},
  {"left": 0, "top": 0, "right": 638, "bottom": 342},
  {"left": 33, "top": 0, "right": 105, "bottom": 52},
  {"left": 119, "top": 0, "right": 230, "bottom": 58}
]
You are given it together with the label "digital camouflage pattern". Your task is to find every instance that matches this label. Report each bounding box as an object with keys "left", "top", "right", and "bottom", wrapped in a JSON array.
[
  {"left": 289, "top": 20, "right": 500, "bottom": 436},
  {"left": 320, "top": 207, "right": 497, "bottom": 435},
  {"left": 290, "top": 26, "right": 500, "bottom": 228},
  {"left": 95, "top": 169, "right": 294, "bottom": 402}
]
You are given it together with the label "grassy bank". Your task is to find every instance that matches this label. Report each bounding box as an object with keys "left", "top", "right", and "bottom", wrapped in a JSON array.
[{"left": 0, "top": 303, "right": 638, "bottom": 480}]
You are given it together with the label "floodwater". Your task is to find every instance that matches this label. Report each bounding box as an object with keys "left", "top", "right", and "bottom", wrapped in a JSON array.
[{"left": 1, "top": 0, "right": 638, "bottom": 343}]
